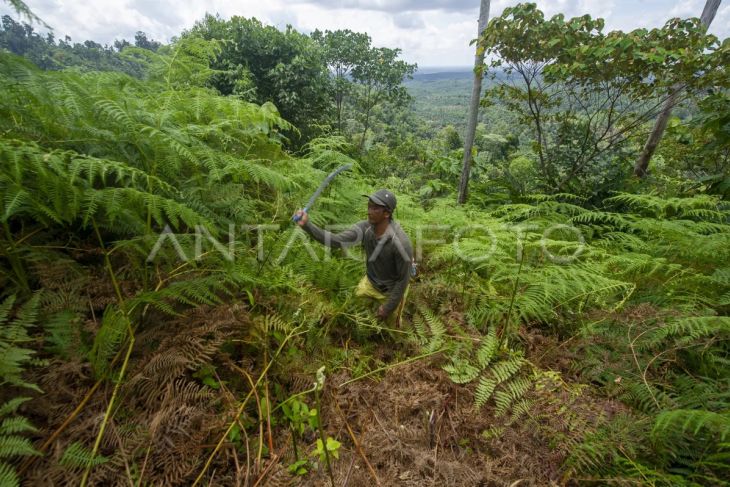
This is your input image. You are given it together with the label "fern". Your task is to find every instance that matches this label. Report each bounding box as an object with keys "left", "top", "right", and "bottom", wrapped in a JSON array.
[
  {"left": 652, "top": 409, "right": 730, "bottom": 443},
  {"left": 643, "top": 316, "right": 730, "bottom": 349},
  {"left": 442, "top": 358, "right": 480, "bottom": 384},
  {"left": 476, "top": 325, "right": 499, "bottom": 368},
  {"left": 88, "top": 305, "right": 129, "bottom": 378},
  {"left": 414, "top": 304, "right": 446, "bottom": 353},
  {"left": 59, "top": 442, "right": 109, "bottom": 469},
  {"left": 0, "top": 433, "right": 39, "bottom": 459},
  {"left": 0, "top": 294, "right": 40, "bottom": 391},
  {"left": 474, "top": 376, "right": 498, "bottom": 409},
  {"left": 0, "top": 395, "right": 40, "bottom": 487}
]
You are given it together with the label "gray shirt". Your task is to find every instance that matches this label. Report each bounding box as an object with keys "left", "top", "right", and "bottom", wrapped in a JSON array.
[{"left": 302, "top": 219, "right": 413, "bottom": 315}]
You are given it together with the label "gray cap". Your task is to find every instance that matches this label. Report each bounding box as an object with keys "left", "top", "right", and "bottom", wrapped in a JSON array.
[{"left": 364, "top": 189, "right": 397, "bottom": 212}]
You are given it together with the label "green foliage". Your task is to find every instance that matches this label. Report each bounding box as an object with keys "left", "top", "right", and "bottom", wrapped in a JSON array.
[
  {"left": 0, "top": 294, "right": 40, "bottom": 391},
  {"left": 481, "top": 2, "right": 724, "bottom": 196},
  {"left": 188, "top": 15, "right": 333, "bottom": 144},
  {"left": 59, "top": 442, "right": 108, "bottom": 469},
  {"left": 412, "top": 305, "right": 447, "bottom": 353},
  {"left": 0, "top": 398, "right": 39, "bottom": 466},
  {"left": 0, "top": 295, "right": 42, "bottom": 487},
  {"left": 120, "top": 37, "right": 223, "bottom": 89},
  {"left": 416, "top": 297, "right": 534, "bottom": 421},
  {"left": 313, "top": 437, "right": 341, "bottom": 463},
  {"left": 88, "top": 305, "right": 129, "bottom": 378},
  {"left": 0, "top": 15, "right": 146, "bottom": 75},
  {"left": 311, "top": 27, "right": 416, "bottom": 151},
  {"left": 311, "top": 29, "right": 370, "bottom": 132}
]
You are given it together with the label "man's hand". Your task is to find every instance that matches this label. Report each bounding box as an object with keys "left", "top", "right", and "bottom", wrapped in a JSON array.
[
  {"left": 376, "top": 305, "right": 389, "bottom": 320},
  {"left": 293, "top": 209, "right": 309, "bottom": 227}
]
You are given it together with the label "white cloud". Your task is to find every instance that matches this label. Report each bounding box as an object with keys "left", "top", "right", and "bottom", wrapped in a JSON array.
[{"left": 393, "top": 12, "right": 425, "bottom": 29}]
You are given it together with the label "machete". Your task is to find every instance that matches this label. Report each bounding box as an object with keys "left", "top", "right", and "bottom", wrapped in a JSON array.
[{"left": 292, "top": 163, "right": 353, "bottom": 222}]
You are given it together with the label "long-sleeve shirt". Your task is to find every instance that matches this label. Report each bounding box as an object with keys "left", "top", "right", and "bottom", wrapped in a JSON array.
[{"left": 302, "top": 219, "right": 413, "bottom": 315}]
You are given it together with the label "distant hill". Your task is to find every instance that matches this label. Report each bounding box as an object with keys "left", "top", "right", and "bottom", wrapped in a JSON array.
[
  {"left": 405, "top": 67, "right": 517, "bottom": 135},
  {"left": 410, "top": 66, "right": 473, "bottom": 82}
]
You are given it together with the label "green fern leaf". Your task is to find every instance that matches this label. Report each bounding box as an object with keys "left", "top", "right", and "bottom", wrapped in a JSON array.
[
  {"left": 88, "top": 305, "right": 129, "bottom": 378},
  {"left": 60, "top": 441, "right": 108, "bottom": 469},
  {"left": 475, "top": 376, "right": 497, "bottom": 409},
  {"left": 0, "top": 461, "right": 19, "bottom": 487},
  {"left": 0, "top": 399, "right": 31, "bottom": 418},
  {"left": 0, "top": 417, "right": 37, "bottom": 436},
  {"left": 476, "top": 326, "right": 499, "bottom": 368},
  {"left": 0, "top": 435, "right": 39, "bottom": 458},
  {"left": 442, "top": 359, "right": 480, "bottom": 384}
]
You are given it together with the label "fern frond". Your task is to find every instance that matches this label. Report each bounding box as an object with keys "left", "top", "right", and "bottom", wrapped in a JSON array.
[
  {"left": 0, "top": 398, "right": 31, "bottom": 418},
  {"left": 0, "top": 296, "right": 15, "bottom": 325},
  {"left": 643, "top": 316, "right": 730, "bottom": 349},
  {"left": 652, "top": 409, "right": 730, "bottom": 443},
  {"left": 442, "top": 358, "right": 480, "bottom": 384},
  {"left": 476, "top": 325, "right": 499, "bottom": 368},
  {"left": 0, "top": 417, "right": 37, "bottom": 436},
  {"left": 88, "top": 305, "right": 129, "bottom": 378},
  {"left": 0, "top": 294, "right": 40, "bottom": 390},
  {"left": 0, "top": 461, "right": 18, "bottom": 487},
  {"left": 417, "top": 305, "right": 447, "bottom": 353},
  {"left": 474, "top": 376, "right": 497, "bottom": 409},
  {"left": 490, "top": 357, "right": 525, "bottom": 384},
  {"left": 0, "top": 435, "right": 39, "bottom": 458},
  {"left": 59, "top": 441, "right": 109, "bottom": 469},
  {"left": 509, "top": 399, "right": 535, "bottom": 424}
]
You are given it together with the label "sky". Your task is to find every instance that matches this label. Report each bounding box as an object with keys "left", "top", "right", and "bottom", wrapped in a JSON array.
[{"left": 2, "top": 0, "right": 729, "bottom": 67}]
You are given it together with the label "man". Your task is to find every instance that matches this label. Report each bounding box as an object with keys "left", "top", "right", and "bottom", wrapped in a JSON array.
[{"left": 293, "top": 189, "right": 413, "bottom": 324}]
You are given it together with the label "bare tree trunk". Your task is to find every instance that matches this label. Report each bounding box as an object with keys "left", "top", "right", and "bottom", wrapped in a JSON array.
[
  {"left": 634, "top": 0, "right": 721, "bottom": 178},
  {"left": 359, "top": 86, "right": 373, "bottom": 151},
  {"left": 457, "top": 0, "right": 491, "bottom": 204}
]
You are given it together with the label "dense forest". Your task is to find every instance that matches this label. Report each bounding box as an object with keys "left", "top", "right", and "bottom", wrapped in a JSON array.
[{"left": 1, "top": 1, "right": 729, "bottom": 485}]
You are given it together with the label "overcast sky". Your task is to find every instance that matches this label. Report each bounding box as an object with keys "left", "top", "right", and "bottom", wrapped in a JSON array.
[{"left": 2, "top": 0, "right": 728, "bottom": 67}]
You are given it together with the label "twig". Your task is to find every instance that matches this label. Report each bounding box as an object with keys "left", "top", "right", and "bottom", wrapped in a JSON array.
[
  {"left": 239, "top": 365, "right": 265, "bottom": 467},
  {"left": 334, "top": 401, "right": 380, "bottom": 486},
  {"left": 431, "top": 411, "right": 444, "bottom": 487},
  {"left": 627, "top": 322, "right": 661, "bottom": 410},
  {"left": 315, "top": 384, "right": 336, "bottom": 487},
  {"left": 81, "top": 219, "right": 136, "bottom": 487},
  {"left": 338, "top": 349, "right": 443, "bottom": 387},
  {"left": 232, "top": 443, "right": 242, "bottom": 487},
  {"left": 263, "top": 349, "right": 274, "bottom": 455},
  {"left": 80, "top": 318, "right": 135, "bottom": 487},
  {"left": 241, "top": 419, "right": 251, "bottom": 487},
  {"left": 359, "top": 396, "right": 397, "bottom": 444},
  {"left": 18, "top": 378, "right": 103, "bottom": 475},
  {"left": 428, "top": 410, "right": 436, "bottom": 449},
  {"left": 111, "top": 424, "right": 135, "bottom": 487},
  {"left": 191, "top": 326, "right": 304, "bottom": 487},
  {"left": 137, "top": 444, "right": 152, "bottom": 487},
  {"left": 251, "top": 453, "right": 279, "bottom": 487},
  {"left": 342, "top": 456, "right": 357, "bottom": 487}
]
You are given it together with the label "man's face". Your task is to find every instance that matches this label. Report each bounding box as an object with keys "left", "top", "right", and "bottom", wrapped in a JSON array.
[{"left": 367, "top": 201, "right": 390, "bottom": 224}]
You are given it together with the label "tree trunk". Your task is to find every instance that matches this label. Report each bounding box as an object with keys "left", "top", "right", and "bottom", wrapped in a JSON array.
[
  {"left": 336, "top": 94, "right": 343, "bottom": 132},
  {"left": 359, "top": 86, "right": 373, "bottom": 152},
  {"left": 457, "top": 0, "right": 491, "bottom": 204},
  {"left": 634, "top": 0, "right": 721, "bottom": 178}
]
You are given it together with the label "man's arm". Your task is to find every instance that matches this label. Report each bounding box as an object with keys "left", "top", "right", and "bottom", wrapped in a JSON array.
[{"left": 295, "top": 210, "right": 366, "bottom": 249}]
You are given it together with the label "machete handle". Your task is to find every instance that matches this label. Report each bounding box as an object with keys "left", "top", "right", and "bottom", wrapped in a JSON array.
[{"left": 292, "top": 207, "right": 309, "bottom": 223}]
